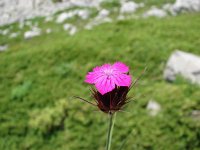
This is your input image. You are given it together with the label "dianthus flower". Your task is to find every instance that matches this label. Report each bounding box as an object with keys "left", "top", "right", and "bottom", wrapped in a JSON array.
[
  {"left": 85, "top": 62, "right": 131, "bottom": 95},
  {"left": 76, "top": 62, "right": 132, "bottom": 114}
]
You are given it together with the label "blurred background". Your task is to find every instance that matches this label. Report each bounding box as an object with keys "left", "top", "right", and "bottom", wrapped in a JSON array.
[{"left": 0, "top": 0, "right": 200, "bottom": 149}]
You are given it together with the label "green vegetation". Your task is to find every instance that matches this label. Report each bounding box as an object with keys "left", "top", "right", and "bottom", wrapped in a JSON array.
[{"left": 0, "top": 1, "right": 200, "bottom": 149}]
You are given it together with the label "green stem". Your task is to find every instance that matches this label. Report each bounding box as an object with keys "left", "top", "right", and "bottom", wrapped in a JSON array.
[{"left": 106, "top": 113, "right": 116, "bottom": 150}]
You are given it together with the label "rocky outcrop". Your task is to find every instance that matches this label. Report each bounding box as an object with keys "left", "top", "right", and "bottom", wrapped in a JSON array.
[
  {"left": 173, "top": 0, "right": 200, "bottom": 12},
  {"left": 0, "top": 0, "right": 102, "bottom": 26}
]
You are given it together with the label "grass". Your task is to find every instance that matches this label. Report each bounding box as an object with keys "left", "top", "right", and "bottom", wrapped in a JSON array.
[{"left": 0, "top": 1, "right": 200, "bottom": 149}]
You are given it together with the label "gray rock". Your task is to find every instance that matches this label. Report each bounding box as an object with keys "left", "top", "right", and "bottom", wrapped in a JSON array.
[
  {"left": 146, "top": 100, "right": 161, "bottom": 116},
  {"left": 0, "top": 0, "right": 102, "bottom": 26},
  {"left": 2, "top": 29, "right": 9, "bottom": 35},
  {"left": 63, "top": 23, "right": 77, "bottom": 35},
  {"left": 56, "top": 11, "right": 76, "bottom": 23},
  {"left": 96, "top": 9, "right": 110, "bottom": 20},
  {"left": 25, "top": 21, "right": 32, "bottom": 26},
  {"left": 63, "top": 23, "right": 73, "bottom": 31},
  {"left": 85, "top": 9, "right": 112, "bottom": 30},
  {"left": 117, "top": 15, "right": 125, "bottom": 20},
  {"left": 0, "top": 45, "right": 8, "bottom": 52},
  {"left": 173, "top": 0, "right": 200, "bottom": 12},
  {"left": 24, "top": 27, "right": 41, "bottom": 39},
  {"left": 56, "top": 9, "right": 89, "bottom": 23},
  {"left": 10, "top": 32, "right": 19, "bottom": 38},
  {"left": 120, "top": 1, "right": 142, "bottom": 14},
  {"left": 143, "top": 7, "right": 167, "bottom": 18},
  {"left": 69, "top": 26, "right": 77, "bottom": 35},
  {"left": 0, "top": 0, "right": 53, "bottom": 26},
  {"left": 77, "top": 9, "right": 90, "bottom": 20},
  {"left": 162, "top": 3, "right": 177, "bottom": 16},
  {"left": 164, "top": 50, "right": 200, "bottom": 84},
  {"left": 46, "top": 28, "right": 52, "bottom": 34},
  {"left": 162, "top": 0, "right": 200, "bottom": 15},
  {"left": 191, "top": 110, "right": 200, "bottom": 120},
  {"left": 45, "top": 15, "right": 53, "bottom": 22},
  {"left": 18, "top": 20, "right": 25, "bottom": 29},
  {"left": 69, "top": 0, "right": 102, "bottom": 8}
]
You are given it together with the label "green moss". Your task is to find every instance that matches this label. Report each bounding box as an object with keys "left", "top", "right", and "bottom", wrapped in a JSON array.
[{"left": 0, "top": 1, "right": 200, "bottom": 149}]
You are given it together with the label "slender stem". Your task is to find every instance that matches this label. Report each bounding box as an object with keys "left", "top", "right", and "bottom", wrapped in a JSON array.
[{"left": 106, "top": 113, "right": 116, "bottom": 150}]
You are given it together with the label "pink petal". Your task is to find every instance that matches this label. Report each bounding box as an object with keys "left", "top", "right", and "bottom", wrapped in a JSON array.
[
  {"left": 112, "top": 73, "right": 131, "bottom": 87},
  {"left": 93, "top": 66, "right": 101, "bottom": 72},
  {"left": 85, "top": 72, "right": 104, "bottom": 84},
  {"left": 95, "top": 76, "right": 115, "bottom": 95},
  {"left": 101, "top": 64, "right": 112, "bottom": 71},
  {"left": 112, "top": 62, "right": 129, "bottom": 73}
]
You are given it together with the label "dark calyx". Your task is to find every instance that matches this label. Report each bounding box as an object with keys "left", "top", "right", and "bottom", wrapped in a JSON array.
[{"left": 92, "top": 86, "right": 130, "bottom": 114}]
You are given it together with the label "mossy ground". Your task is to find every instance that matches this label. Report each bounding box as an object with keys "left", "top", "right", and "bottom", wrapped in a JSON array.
[{"left": 0, "top": 1, "right": 200, "bottom": 149}]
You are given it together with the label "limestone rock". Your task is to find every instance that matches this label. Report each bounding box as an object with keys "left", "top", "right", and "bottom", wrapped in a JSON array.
[
  {"left": 46, "top": 28, "right": 52, "bottom": 34},
  {"left": 56, "top": 9, "right": 89, "bottom": 23},
  {"left": 0, "top": 45, "right": 8, "bottom": 52},
  {"left": 1, "top": 29, "right": 9, "bottom": 35},
  {"left": 85, "top": 9, "right": 111, "bottom": 30},
  {"left": 77, "top": 9, "right": 90, "bottom": 20},
  {"left": 69, "top": 26, "right": 77, "bottom": 35},
  {"left": 164, "top": 50, "right": 200, "bottom": 84},
  {"left": 0, "top": 0, "right": 102, "bottom": 26},
  {"left": 146, "top": 100, "right": 161, "bottom": 116},
  {"left": 10, "top": 32, "right": 19, "bottom": 38},
  {"left": 63, "top": 23, "right": 72, "bottom": 31},
  {"left": 173, "top": 0, "right": 200, "bottom": 12},
  {"left": 143, "top": 7, "right": 167, "bottom": 18},
  {"left": 56, "top": 12, "right": 75, "bottom": 23},
  {"left": 63, "top": 23, "right": 77, "bottom": 35},
  {"left": 162, "top": 0, "right": 200, "bottom": 15},
  {"left": 96, "top": 9, "right": 110, "bottom": 20},
  {"left": 120, "top": 1, "right": 141, "bottom": 14},
  {"left": 191, "top": 110, "right": 200, "bottom": 120},
  {"left": 24, "top": 27, "right": 41, "bottom": 39},
  {"left": 45, "top": 15, "right": 53, "bottom": 22}
]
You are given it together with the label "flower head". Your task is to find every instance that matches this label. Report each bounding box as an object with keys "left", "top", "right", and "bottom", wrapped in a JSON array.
[
  {"left": 85, "top": 62, "right": 132, "bottom": 95},
  {"left": 75, "top": 62, "right": 133, "bottom": 114}
]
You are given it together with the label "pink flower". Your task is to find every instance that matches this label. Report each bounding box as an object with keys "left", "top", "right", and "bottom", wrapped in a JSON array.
[{"left": 85, "top": 62, "right": 132, "bottom": 95}]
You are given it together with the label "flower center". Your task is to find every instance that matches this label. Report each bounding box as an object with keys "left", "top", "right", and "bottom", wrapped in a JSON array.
[{"left": 104, "top": 69, "right": 113, "bottom": 77}]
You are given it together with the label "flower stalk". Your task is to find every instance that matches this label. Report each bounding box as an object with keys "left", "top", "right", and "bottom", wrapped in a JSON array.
[
  {"left": 80, "top": 62, "right": 133, "bottom": 150},
  {"left": 106, "top": 112, "right": 116, "bottom": 150}
]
